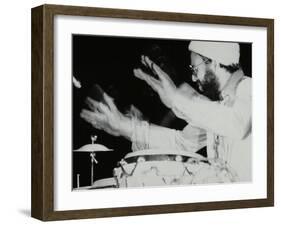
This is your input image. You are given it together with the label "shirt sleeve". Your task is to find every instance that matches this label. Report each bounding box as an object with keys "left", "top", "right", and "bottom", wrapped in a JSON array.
[
  {"left": 171, "top": 78, "right": 252, "bottom": 140},
  {"left": 130, "top": 118, "right": 206, "bottom": 152}
]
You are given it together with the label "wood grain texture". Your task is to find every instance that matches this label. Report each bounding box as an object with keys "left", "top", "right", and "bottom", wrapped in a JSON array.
[
  {"left": 31, "top": 4, "right": 274, "bottom": 221},
  {"left": 31, "top": 5, "right": 44, "bottom": 220},
  {"left": 44, "top": 4, "right": 272, "bottom": 26},
  {"left": 267, "top": 19, "right": 274, "bottom": 206}
]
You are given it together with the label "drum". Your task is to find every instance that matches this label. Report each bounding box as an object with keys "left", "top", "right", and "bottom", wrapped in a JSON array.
[
  {"left": 113, "top": 149, "right": 237, "bottom": 188},
  {"left": 90, "top": 177, "right": 117, "bottom": 189}
]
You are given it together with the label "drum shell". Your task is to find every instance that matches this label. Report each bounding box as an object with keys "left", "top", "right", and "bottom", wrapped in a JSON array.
[{"left": 114, "top": 160, "right": 194, "bottom": 188}]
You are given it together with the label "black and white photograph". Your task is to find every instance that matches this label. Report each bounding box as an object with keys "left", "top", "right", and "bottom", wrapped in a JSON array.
[
  {"left": 72, "top": 35, "right": 252, "bottom": 190},
  {"left": 29, "top": 3, "right": 274, "bottom": 221}
]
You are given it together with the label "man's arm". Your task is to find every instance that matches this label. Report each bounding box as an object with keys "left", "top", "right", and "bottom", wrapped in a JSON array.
[
  {"left": 171, "top": 79, "right": 251, "bottom": 139},
  {"left": 80, "top": 93, "right": 206, "bottom": 152},
  {"left": 129, "top": 119, "right": 206, "bottom": 152},
  {"left": 133, "top": 56, "right": 251, "bottom": 140}
]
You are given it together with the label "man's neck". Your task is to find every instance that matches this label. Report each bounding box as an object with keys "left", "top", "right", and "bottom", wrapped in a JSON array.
[{"left": 220, "top": 69, "right": 244, "bottom": 105}]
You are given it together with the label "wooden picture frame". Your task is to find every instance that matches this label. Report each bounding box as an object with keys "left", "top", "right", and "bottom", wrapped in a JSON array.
[{"left": 31, "top": 4, "right": 274, "bottom": 221}]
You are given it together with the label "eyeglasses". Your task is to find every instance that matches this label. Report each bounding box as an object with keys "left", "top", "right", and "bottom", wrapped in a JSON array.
[{"left": 188, "top": 58, "right": 210, "bottom": 75}]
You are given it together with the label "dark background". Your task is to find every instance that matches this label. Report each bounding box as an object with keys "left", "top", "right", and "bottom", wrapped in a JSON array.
[{"left": 72, "top": 34, "right": 252, "bottom": 188}]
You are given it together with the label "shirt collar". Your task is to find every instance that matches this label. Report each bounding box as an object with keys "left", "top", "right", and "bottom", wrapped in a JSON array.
[{"left": 220, "top": 69, "right": 244, "bottom": 106}]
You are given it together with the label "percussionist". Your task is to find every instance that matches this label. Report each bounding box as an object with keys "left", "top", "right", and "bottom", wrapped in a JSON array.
[{"left": 81, "top": 41, "right": 252, "bottom": 182}]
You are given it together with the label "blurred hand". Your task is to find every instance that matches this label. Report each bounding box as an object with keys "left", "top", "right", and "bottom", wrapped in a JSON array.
[
  {"left": 133, "top": 55, "right": 177, "bottom": 109},
  {"left": 80, "top": 93, "right": 132, "bottom": 138}
]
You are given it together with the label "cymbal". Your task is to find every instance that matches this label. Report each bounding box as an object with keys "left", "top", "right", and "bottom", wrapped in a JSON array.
[
  {"left": 73, "top": 144, "right": 113, "bottom": 152},
  {"left": 91, "top": 177, "right": 117, "bottom": 189}
]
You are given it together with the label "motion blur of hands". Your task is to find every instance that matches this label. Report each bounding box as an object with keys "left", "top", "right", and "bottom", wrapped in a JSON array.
[
  {"left": 80, "top": 55, "right": 201, "bottom": 138},
  {"left": 134, "top": 55, "right": 200, "bottom": 108},
  {"left": 133, "top": 55, "right": 177, "bottom": 109},
  {"left": 80, "top": 93, "right": 132, "bottom": 138}
]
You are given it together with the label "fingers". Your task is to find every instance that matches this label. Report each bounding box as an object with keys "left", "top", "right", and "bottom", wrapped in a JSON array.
[
  {"left": 85, "top": 97, "right": 99, "bottom": 111},
  {"left": 80, "top": 108, "right": 121, "bottom": 136},
  {"left": 103, "top": 93, "right": 118, "bottom": 112},
  {"left": 86, "top": 91, "right": 119, "bottom": 115},
  {"left": 133, "top": 68, "right": 162, "bottom": 92},
  {"left": 140, "top": 55, "right": 175, "bottom": 88},
  {"left": 80, "top": 109, "right": 105, "bottom": 123},
  {"left": 98, "top": 102, "right": 113, "bottom": 116},
  {"left": 134, "top": 69, "right": 160, "bottom": 86},
  {"left": 85, "top": 97, "right": 107, "bottom": 114},
  {"left": 141, "top": 55, "right": 166, "bottom": 80},
  {"left": 80, "top": 109, "right": 106, "bottom": 129},
  {"left": 141, "top": 55, "right": 162, "bottom": 74}
]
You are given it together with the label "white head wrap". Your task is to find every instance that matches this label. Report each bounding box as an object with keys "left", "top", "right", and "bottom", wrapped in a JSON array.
[{"left": 188, "top": 41, "right": 240, "bottom": 66}]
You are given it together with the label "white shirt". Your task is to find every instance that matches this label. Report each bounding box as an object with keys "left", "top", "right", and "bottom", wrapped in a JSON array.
[{"left": 131, "top": 73, "right": 252, "bottom": 182}]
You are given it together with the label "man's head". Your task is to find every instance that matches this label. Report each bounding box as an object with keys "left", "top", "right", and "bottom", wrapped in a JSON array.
[{"left": 188, "top": 41, "right": 240, "bottom": 100}]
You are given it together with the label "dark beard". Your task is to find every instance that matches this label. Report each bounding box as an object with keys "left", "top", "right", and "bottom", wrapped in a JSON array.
[{"left": 199, "top": 70, "right": 222, "bottom": 101}]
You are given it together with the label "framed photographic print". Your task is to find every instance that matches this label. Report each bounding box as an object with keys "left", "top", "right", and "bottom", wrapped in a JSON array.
[{"left": 31, "top": 4, "right": 274, "bottom": 221}]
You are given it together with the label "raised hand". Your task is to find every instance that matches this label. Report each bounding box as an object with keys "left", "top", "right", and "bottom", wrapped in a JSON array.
[
  {"left": 133, "top": 55, "right": 177, "bottom": 109},
  {"left": 80, "top": 93, "right": 132, "bottom": 138}
]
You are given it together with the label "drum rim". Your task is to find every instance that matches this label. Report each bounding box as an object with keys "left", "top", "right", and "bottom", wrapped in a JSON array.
[{"left": 124, "top": 149, "right": 206, "bottom": 160}]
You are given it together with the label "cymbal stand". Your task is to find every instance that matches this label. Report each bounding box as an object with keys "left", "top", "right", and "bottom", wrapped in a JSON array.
[{"left": 90, "top": 135, "right": 98, "bottom": 186}]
